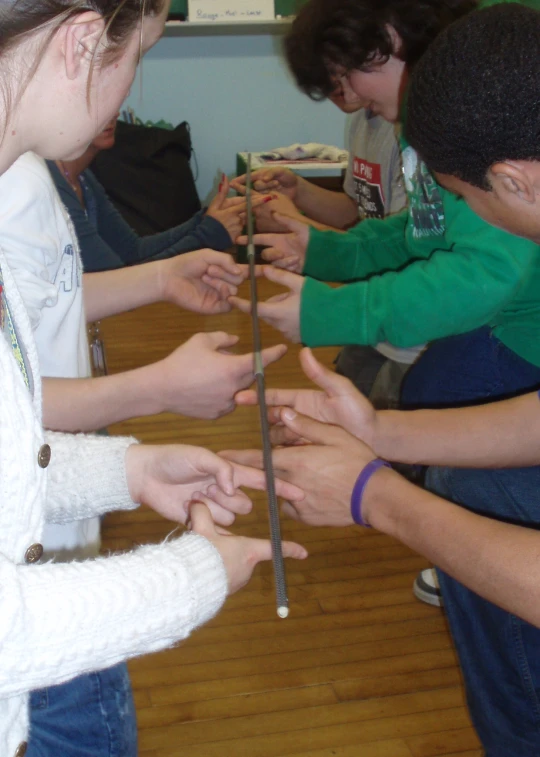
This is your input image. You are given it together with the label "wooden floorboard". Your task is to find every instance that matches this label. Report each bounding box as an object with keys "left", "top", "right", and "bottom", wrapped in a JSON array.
[{"left": 99, "top": 277, "right": 479, "bottom": 755}]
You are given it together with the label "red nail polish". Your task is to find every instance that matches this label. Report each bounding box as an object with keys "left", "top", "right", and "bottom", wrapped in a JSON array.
[{"left": 263, "top": 196, "right": 273, "bottom": 204}]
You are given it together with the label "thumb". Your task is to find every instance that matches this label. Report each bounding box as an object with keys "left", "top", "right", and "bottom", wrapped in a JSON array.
[
  {"left": 263, "top": 265, "right": 304, "bottom": 292},
  {"left": 272, "top": 213, "right": 306, "bottom": 235},
  {"left": 206, "top": 331, "right": 240, "bottom": 350},
  {"left": 279, "top": 408, "right": 345, "bottom": 446},
  {"left": 300, "top": 347, "right": 356, "bottom": 399},
  {"left": 188, "top": 501, "right": 216, "bottom": 536}
]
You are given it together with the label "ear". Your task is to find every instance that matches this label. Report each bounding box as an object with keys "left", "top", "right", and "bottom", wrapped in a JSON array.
[
  {"left": 386, "top": 24, "right": 404, "bottom": 57},
  {"left": 61, "top": 12, "right": 105, "bottom": 81},
  {"left": 489, "top": 161, "right": 536, "bottom": 205}
]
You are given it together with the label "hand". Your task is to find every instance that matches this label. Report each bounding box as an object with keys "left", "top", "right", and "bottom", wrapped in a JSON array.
[
  {"left": 254, "top": 193, "right": 305, "bottom": 233},
  {"left": 229, "top": 267, "right": 304, "bottom": 343},
  {"left": 206, "top": 176, "right": 272, "bottom": 243},
  {"left": 231, "top": 167, "right": 300, "bottom": 201},
  {"left": 188, "top": 501, "right": 308, "bottom": 595},
  {"left": 237, "top": 215, "right": 309, "bottom": 274},
  {"left": 222, "top": 409, "right": 379, "bottom": 528},
  {"left": 125, "top": 443, "right": 305, "bottom": 527},
  {"left": 235, "top": 347, "right": 378, "bottom": 447},
  {"left": 206, "top": 175, "right": 247, "bottom": 243},
  {"left": 159, "top": 249, "right": 246, "bottom": 314},
  {"left": 156, "top": 331, "right": 287, "bottom": 419}
]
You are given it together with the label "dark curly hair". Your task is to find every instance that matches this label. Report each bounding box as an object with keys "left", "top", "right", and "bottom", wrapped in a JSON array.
[
  {"left": 405, "top": 3, "right": 540, "bottom": 189},
  {"left": 284, "top": 0, "right": 478, "bottom": 100}
]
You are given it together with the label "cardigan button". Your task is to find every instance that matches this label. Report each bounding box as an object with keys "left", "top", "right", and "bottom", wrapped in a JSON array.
[
  {"left": 37, "top": 444, "right": 51, "bottom": 468},
  {"left": 24, "top": 543, "right": 43, "bottom": 564},
  {"left": 14, "top": 742, "right": 28, "bottom": 757}
]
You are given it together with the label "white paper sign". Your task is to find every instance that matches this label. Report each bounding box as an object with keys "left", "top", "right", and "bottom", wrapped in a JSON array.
[{"left": 188, "top": 0, "right": 275, "bottom": 22}]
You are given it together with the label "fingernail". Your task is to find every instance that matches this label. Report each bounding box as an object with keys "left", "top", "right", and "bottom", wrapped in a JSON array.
[
  {"left": 263, "top": 196, "right": 273, "bottom": 204},
  {"left": 282, "top": 408, "right": 296, "bottom": 421}
]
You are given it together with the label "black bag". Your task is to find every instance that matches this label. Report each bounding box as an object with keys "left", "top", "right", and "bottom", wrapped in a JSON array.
[{"left": 90, "top": 120, "right": 201, "bottom": 236}]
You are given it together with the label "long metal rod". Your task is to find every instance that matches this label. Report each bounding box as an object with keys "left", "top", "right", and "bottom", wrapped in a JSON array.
[{"left": 246, "top": 153, "right": 289, "bottom": 619}]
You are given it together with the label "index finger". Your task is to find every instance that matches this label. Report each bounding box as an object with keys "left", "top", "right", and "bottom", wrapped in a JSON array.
[
  {"left": 236, "top": 387, "right": 303, "bottom": 408},
  {"left": 229, "top": 458, "right": 304, "bottom": 501}
]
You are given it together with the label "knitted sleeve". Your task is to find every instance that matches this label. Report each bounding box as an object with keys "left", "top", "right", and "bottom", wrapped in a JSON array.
[
  {"left": 0, "top": 532, "right": 228, "bottom": 696},
  {"left": 43, "top": 430, "right": 139, "bottom": 522}
]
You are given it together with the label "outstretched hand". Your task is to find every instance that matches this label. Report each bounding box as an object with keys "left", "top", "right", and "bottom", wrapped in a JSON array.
[
  {"left": 159, "top": 249, "right": 247, "bottom": 314},
  {"left": 231, "top": 167, "right": 299, "bottom": 201},
  {"left": 221, "top": 410, "right": 381, "bottom": 528},
  {"left": 235, "top": 347, "right": 378, "bottom": 446},
  {"left": 125, "top": 442, "right": 305, "bottom": 527},
  {"left": 156, "top": 331, "right": 287, "bottom": 419},
  {"left": 229, "top": 267, "right": 304, "bottom": 343},
  {"left": 188, "top": 501, "right": 308, "bottom": 595},
  {"left": 207, "top": 175, "right": 271, "bottom": 243},
  {"left": 237, "top": 215, "right": 309, "bottom": 273}
]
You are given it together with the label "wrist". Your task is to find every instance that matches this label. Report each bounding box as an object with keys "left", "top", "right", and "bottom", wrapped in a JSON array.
[
  {"left": 294, "top": 175, "right": 311, "bottom": 209},
  {"left": 361, "top": 465, "right": 411, "bottom": 535},
  {"left": 156, "top": 258, "right": 174, "bottom": 303},
  {"left": 124, "top": 443, "right": 145, "bottom": 503},
  {"left": 350, "top": 459, "right": 391, "bottom": 527},
  {"left": 369, "top": 410, "right": 386, "bottom": 457}
]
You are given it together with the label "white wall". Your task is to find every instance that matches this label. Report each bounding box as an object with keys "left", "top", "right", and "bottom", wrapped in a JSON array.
[{"left": 125, "top": 32, "right": 346, "bottom": 202}]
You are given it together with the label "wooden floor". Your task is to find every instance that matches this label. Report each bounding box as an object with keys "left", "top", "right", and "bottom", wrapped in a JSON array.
[{"left": 99, "top": 277, "right": 481, "bottom": 757}]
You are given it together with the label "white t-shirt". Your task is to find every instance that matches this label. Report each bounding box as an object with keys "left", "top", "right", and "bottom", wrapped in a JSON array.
[
  {"left": 343, "top": 110, "right": 425, "bottom": 365},
  {"left": 0, "top": 151, "right": 99, "bottom": 559}
]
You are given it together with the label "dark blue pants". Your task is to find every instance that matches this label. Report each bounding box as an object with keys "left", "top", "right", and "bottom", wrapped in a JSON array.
[
  {"left": 27, "top": 663, "right": 137, "bottom": 757},
  {"left": 401, "top": 327, "right": 540, "bottom": 756}
]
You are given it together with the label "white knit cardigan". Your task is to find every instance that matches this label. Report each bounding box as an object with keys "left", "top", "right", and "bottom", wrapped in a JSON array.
[{"left": 0, "top": 249, "right": 228, "bottom": 756}]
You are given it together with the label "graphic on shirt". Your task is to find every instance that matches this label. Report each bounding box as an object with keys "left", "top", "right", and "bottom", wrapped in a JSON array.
[
  {"left": 353, "top": 156, "right": 385, "bottom": 219},
  {"left": 54, "top": 245, "right": 81, "bottom": 293},
  {"left": 402, "top": 146, "right": 445, "bottom": 238}
]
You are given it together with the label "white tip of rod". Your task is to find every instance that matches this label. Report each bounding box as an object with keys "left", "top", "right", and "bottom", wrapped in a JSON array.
[{"left": 277, "top": 606, "right": 289, "bottom": 619}]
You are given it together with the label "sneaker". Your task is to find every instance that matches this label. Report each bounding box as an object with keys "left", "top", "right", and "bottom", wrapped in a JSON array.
[{"left": 413, "top": 568, "right": 443, "bottom": 607}]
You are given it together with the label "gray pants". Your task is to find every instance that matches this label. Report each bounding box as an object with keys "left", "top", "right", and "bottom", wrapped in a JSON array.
[{"left": 335, "top": 344, "right": 411, "bottom": 409}]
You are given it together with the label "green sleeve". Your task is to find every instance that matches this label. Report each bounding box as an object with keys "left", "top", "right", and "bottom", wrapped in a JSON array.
[
  {"left": 302, "top": 210, "right": 409, "bottom": 283},
  {"left": 300, "top": 213, "right": 537, "bottom": 348}
]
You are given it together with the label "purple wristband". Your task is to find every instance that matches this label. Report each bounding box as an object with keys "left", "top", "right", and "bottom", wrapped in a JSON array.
[{"left": 350, "top": 458, "right": 391, "bottom": 527}]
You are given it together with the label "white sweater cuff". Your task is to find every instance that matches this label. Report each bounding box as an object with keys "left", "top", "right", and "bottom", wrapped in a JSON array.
[{"left": 45, "top": 431, "right": 139, "bottom": 522}]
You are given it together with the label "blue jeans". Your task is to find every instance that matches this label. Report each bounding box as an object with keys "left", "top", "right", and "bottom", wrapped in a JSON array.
[
  {"left": 401, "top": 327, "right": 540, "bottom": 755},
  {"left": 427, "top": 466, "right": 540, "bottom": 756},
  {"left": 401, "top": 326, "right": 540, "bottom": 409},
  {"left": 27, "top": 663, "right": 137, "bottom": 757}
]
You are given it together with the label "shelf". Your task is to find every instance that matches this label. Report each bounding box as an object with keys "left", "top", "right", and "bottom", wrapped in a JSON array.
[{"left": 164, "top": 17, "right": 293, "bottom": 35}]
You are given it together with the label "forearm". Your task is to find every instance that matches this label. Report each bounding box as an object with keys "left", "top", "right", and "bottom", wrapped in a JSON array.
[
  {"left": 304, "top": 211, "right": 409, "bottom": 282},
  {"left": 295, "top": 178, "right": 358, "bottom": 228},
  {"left": 0, "top": 533, "right": 226, "bottom": 697},
  {"left": 373, "top": 392, "right": 540, "bottom": 468},
  {"left": 44, "top": 430, "right": 137, "bottom": 521},
  {"left": 42, "top": 364, "right": 166, "bottom": 432},
  {"left": 83, "top": 261, "right": 163, "bottom": 321},
  {"left": 366, "top": 468, "right": 540, "bottom": 627}
]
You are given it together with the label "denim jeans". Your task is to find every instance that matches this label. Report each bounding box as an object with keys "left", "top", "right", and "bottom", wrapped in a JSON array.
[
  {"left": 401, "top": 326, "right": 540, "bottom": 409},
  {"left": 427, "top": 466, "right": 540, "bottom": 756},
  {"left": 401, "top": 327, "right": 540, "bottom": 755},
  {"left": 27, "top": 663, "right": 137, "bottom": 757}
]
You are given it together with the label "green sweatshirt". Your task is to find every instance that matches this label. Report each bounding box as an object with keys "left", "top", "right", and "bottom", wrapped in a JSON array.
[
  {"left": 300, "top": 0, "right": 540, "bottom": 363},
  {"left": 301, "top": 135, "right": 540, "bottom": 366},
  {"left": 301, "top": 179, "right": 540, "bottom": 364}
]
